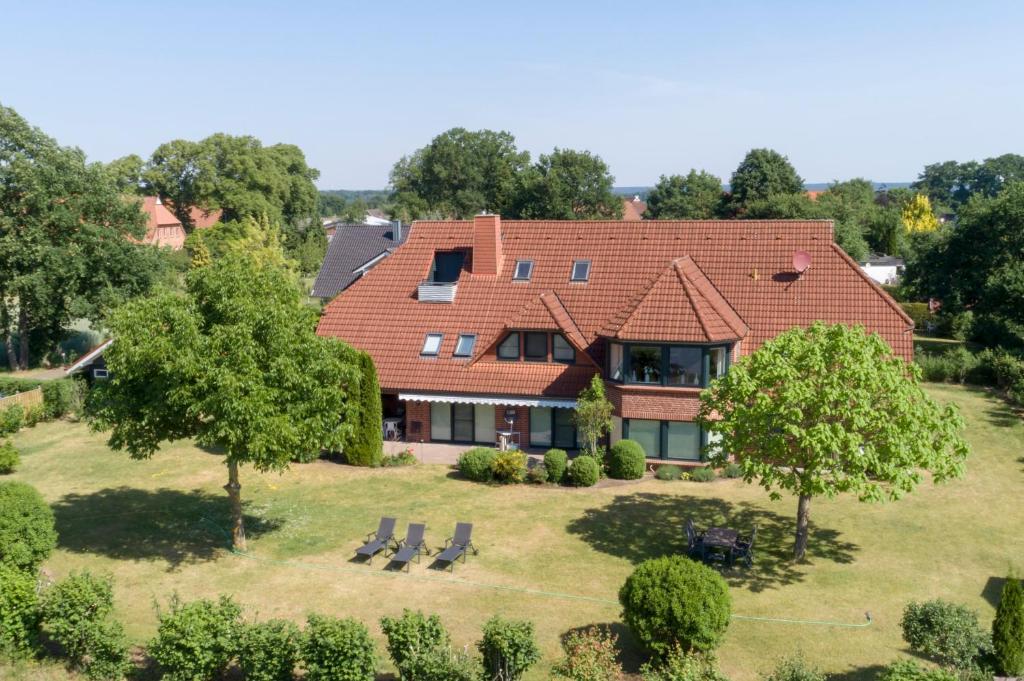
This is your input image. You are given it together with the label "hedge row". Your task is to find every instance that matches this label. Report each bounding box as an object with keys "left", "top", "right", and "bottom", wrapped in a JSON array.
[{"left": 916, "top": 347, "right": 1024, "bottom": 405}]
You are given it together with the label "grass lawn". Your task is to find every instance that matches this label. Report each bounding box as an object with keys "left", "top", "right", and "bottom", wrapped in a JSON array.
[{"left": 5, "top": 384, "right": 1023, "bottom": 680}]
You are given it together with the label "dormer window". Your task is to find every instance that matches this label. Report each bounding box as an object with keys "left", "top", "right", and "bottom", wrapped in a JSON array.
[
  {"left": 571, "top": 260, "right": 591, "bottom": 282},
  {"left": 497, "top": 333, "right": 520, "bottom": 360},
  {"left": 454, "top": 334, "right": 476, "bottom": 357},
  {"left": 421, "top": 333, "right": 443, "bottom": 356},
  {"left": 513, "top": 260, "right": 533, "bottom": 281}
]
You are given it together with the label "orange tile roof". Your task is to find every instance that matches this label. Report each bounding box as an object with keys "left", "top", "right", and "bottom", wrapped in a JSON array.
[
  {"left": 621, "top": 197, "right": 647, "bottom": 220},
  {"left": 316, "top": 218, "right": 913, "bottom": 398},
  {"left": 141, "top": 196, "right": 182, "bottom": 230},
  {"left": 188, "top": 205, "right": 223, "bottom": 229}
]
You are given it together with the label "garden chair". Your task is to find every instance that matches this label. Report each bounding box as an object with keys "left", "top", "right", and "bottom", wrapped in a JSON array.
[
  {"left": 685, "top": 518, "right": 704, "bottom": 558},
  {"left": 390, "top": 523, "right": 429, "bottom": 572},
  {"left": 731, "top": 525, "right": 757, "bottom": 567},
  {"left": 435, "top": 522, "right": 478, "bottom": 572},
  {"left": 355, "top": 516, "right": 397, "bottom": 565}
]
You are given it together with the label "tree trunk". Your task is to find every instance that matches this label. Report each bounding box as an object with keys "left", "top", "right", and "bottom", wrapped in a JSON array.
[
  {"left": 794, "top": 494, "right": 811, "bottom": 561},
  {"left": 3, "top": 332, "right": 16, "bottom": 372},
  {"left": 224, "top": 460, "right": 246, "bottom": 552},
  {"left": 16, "top": 306, "right": 29, "bottom": 370}
]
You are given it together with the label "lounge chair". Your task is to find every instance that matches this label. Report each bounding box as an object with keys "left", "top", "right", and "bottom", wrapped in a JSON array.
[
  {"left": 435, "top": 522, "right": 477, "bottom": 572},
  {"left": 355, "top": 517, "right": 396, "bottom": 565},
  {"left": 390, "top": 523, "right": 429, "bottom": 572},
  {"left": 732, "top": 525, "right": 757, "bottom": 567},
  {"left": 685, "top": 518, "right": 704, "bottom": 558}
]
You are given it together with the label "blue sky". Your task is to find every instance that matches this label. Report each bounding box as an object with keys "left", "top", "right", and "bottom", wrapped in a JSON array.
[{"left": 2, "top": 1, "right": 1022, "bottom": 189}]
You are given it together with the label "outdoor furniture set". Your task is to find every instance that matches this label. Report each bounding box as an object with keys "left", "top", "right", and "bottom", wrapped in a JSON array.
[
  {"left": 686, "top": 518, "right": 756, "bottom": 567},
  {"left": 355, "top": 518, "right": 478, "bottom": 572}
]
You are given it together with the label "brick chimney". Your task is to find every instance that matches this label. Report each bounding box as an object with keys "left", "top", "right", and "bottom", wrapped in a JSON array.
[{"left": 473, "top": 213, "right": 503, "bottom": 276}]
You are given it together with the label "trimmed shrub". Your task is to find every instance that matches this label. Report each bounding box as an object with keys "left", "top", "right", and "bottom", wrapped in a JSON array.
[
  {"left": 0, "top": 404, "right": 24, "bottom": 435},
  {"left": 641, "top": 647, "right": 727, "bottom": 681},
  {"left": 608, "top": 440, "right": 646, "bottom": 480},
  {"left": 301, "top": 614, "right": 377, "bottom": 681},
  {"left": 900, "top": 599, "right": 991, "bottom": 669},
  {"left": 619, "top": 556, "right": 731, "bottom": 656},
  {"left": 880, "top": 660, "right": 958, "bottom": 681},
  {"left": 41, "top": 572, "right": 116, "bottom": 664},
  {"left": 381, "top": 450, "right": 418, "bottom": 467},
  {"left": 0, "top": 563, "right": 41, "bottom": 658},
  {"left": 0, "top": 440, "right": 19, "bottom": 474},
  {"left": 526, "top": 464, "right": 548, "bottom": 484},
  {"left": 690, "top": 466, "right": 716, "bottom": 483},
  {"left": 544, "top": 448, "right": 569, "bottom": 483},
  {"left": 478, "top": 616, "right": 541, "bottom": 681},
  {"left": 149, "top": 595, "right": 242, "bottom": 681},
  {"left": 655, "top": 465, "right": 682, "bottom": 481},
  {"left": 458, "top": 447, "right": 497, "bottom": 482},
  {"left": 569, "top": 456, "right": 600, "bottom": 487},
  {"left": 492, "top": 450, "right": 528, "bottom": 484},
  {"left": 237, "top": 619, "right": 302, "bottom": 681},
  {"left": 553, "top": 626, "right": 622, "bottom": 681},
  {"left": 723, "top": 463, "right": 742, "bottom": 479},
  {"left": 345, "top": 352, "right": 383, "bottom": 467},
  {"left": 380, "top": 606, "right": 448, "bottom": 671},
  {"left": 993, "top": 575, "right": 1024, "bottom": 676},
  {"left": 0, "top": 480, "right": 58, "bottom": 571},
  {"left": 761, "top": 654, "right": 826, "bottom": 681}
]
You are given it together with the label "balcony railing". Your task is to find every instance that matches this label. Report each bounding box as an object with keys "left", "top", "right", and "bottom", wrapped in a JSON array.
[{"left": 418, "top": 280, "right": 458, "bottom": 303}]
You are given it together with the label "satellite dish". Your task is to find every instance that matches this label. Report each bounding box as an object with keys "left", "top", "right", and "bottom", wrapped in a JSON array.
[{"left": 793, "top": 251, "right": 812, "bottom": 273}]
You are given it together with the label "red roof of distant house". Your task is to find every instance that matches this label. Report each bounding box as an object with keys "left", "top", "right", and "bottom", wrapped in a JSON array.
[
  {"left": 141, "top": 196, "right": 181, "bottom": 230},
  {"left": 316, "top": 217, "right": 913, "bottom": 399},
  {"left": 188, "top": 205, "right": 223, "bottom": 229},
  {"left": 806, "top": 190, "right": 823, "bottom": 201},
  {"left": 621, "top": 196, "right": 647, "bottom": 220}
]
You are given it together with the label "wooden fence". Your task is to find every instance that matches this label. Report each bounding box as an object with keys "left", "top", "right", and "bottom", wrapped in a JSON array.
[{"left": 0, "top": 387, "right": 43, "bottom": 410}]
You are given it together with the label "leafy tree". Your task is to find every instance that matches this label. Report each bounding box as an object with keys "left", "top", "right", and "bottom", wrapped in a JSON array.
[
  {"left": 511, "top": 148, "right": 621, "bottom": 219},
  {"left": 103, "top": 154, "right": 145, "bottom": 194},
  {"left": 0, "top": 105, "right": 163, "bottom": 369},
  {"left": 390, "top": 128, "right": 530, "bottom": 219},
  {"left": 184, "top": 216, "right": 294, "bottom": 270},
  {"left": 902, "top": 194, "right": 939, "bottom": 233},
  {"left": 644, "top": 171, "right": 725, "bottom": 219},
  {"left": 574, "top": 375, "right": 613, "bottom": 456},
  {"left": 88, "top": 254, "right": 361, "bottom": 550},
  {"left": 993, "top": 574, "right": 1024, "bottom": 676},
  {"left": 699, "top": 322, "right": 969, "bottom": 560},
  {"left": 728, "top": 149, "right": 804, "bottom": 212},
  {"left": 912, "top": 154, "right": 1024, "bottom": 210},
  {"left": 739, "top": 189, "right": 871, "bottom": 262}
]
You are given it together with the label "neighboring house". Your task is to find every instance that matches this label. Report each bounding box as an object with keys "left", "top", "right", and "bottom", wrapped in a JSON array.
[
  {"left": 365, "top": 209, "right": 392, "bottom": 226},
  {"left": 311, "top": 222, "right": 408, "bottom": 299},
  {"left": 317, "top": 215, "right": 912, "bottom": 461},
  {"left": 64, "top": 339, "right": 114, "bottom": 382},
  {"left": 858, "top": 255, "right": 905, "bottom": 285},
  {"left": 138, "top": 197, "right": 223, "bottom": 250},
  {"left": 622, "top": 195, "right": 647, "bottom": 220}
]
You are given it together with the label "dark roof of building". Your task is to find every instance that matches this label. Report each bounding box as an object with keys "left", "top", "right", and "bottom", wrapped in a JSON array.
[
  {"left": 860, "top": 255, "right": 906, "bottom": 267},
  {"left": 311, "top": 223, "right": 408, "bottom": 299}
]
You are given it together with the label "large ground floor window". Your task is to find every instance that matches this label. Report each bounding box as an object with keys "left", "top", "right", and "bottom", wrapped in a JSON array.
[
  {"left": 621, "top": 419, "right": 703, "bottom": 460},
  {"left": 529, "top": 407, "right": 577, "bottom": 449},
  {"left": 430, "top": 403, "right": 496, "bottom": 444}
]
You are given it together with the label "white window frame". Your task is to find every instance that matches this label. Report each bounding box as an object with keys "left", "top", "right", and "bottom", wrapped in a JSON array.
[
  {"left": 571, "top": 260, "right": 591, "bottom": 282},
  {"left": 421, "top": 333, "right": 443, "bottom": 356},
  {"left": 513, "top": 260, "right": 534, "bottom": 281},
  {"left": 93, "top": 368, "right": 109, "bottom": 379},
  {"left": 454, "top": 334, "right": 476, "bottom": 357}
]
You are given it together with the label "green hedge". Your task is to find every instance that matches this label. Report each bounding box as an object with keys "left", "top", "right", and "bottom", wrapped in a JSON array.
[{"left": 917, "top": 347, "right": 1024, "bottom": 407}]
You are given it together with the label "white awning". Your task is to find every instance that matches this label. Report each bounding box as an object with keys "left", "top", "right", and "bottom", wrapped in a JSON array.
[{"left": 398, "top": 392, "right": 577, "bottom": 409}]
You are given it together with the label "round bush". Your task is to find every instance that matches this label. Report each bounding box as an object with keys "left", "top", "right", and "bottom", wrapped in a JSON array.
[
  {"left": 492, "top": 450, "right": 527, "bottom": 484},
  {"left": 458, "top": 447, "right": 497, "bottom": 482},
  {"left": 900, "top": 599, "right": 991, "bottom": 669},
  {"left": 0, "top": 440, "right": 19, "bottom": 474},
  {"left": 149, "top": 595, "right": 242, "bottom": 681},
  {"left": 238, "top": 619, "right": 302, "bottom": 681},
  {"left": 478, "top": 616, "right": 541, "bottom": 681},
  {"left": 380, "top": 609, "right": 449, "bottom": 675},
  {"left": 568, "top": 456, "right": 600, "bottom": 487},
  {"left": 608, "top": 440, "right": 646, "bottom": 480},
  {"left": 543, "top": 449, "right": 568, "bottom": 483},
  {"left": 302, "top": 614, "right": 377, "bottom": 681},
  {"left": 619, "top": 556, "right": 731, "bottom": 655},
  {"left": 0, "top": 481, "right": 58, "bottom": 571},
  {"left": 41, "top": 571, "right": 116, "bottom": 664},
  {"left": 79, "top": 619, "right": 132, "bottom": 681},
  {"left": 690, "top": 466, "right": 716, "bottom": 483},
  {"left": 0, "top": 563, "right": 41, "bottom": 658},
  {"left": 654, "top": 465, "right": 682, "bottom": 481}
]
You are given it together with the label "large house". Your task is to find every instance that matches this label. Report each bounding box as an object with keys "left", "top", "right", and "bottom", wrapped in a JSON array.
[
  {"left": 312, "top": 222, "right": 408, "bottom": 299},
  {"left": 138, "top": 197, "right": 223, "bottom": 250},
  {"left": 316, "top": 215, "right": 913, "bottom": 461}
]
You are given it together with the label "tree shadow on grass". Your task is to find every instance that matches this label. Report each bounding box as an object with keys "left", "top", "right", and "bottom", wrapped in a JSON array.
[
  {"left": 52, "top": 487, "right": 283, "bottom": 571},
  {"left": 566, "top": 492, "right": 858, "bottom": 592},
  {"left": 821, "top": 664, "right": 889, "bottom": 681}
]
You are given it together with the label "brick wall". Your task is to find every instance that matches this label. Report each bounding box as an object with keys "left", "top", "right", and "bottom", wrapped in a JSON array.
[
  {"left": 606, "top": 383, "right": 701, "bottom": 421},
  {"left": 404, "top": 400, "right": 431, "bottom": 442},
  {"left": 494, "top": 405, "right": 530, "bottom": 448}
]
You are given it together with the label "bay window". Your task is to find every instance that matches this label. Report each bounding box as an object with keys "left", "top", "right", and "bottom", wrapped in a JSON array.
[{"left": 608, "top": 342, "right": 730, "bottom": 387}]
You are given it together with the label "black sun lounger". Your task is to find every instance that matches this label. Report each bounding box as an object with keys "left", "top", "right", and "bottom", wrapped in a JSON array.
[
  {"left": 390, "top": 523, "right": 429, "bottom": 572},
  {"left": 435, "top": 522, "right": 477, "bottom": 572},
  {"left": 355, "top": 516, "right": 396, "bottom": 564}
]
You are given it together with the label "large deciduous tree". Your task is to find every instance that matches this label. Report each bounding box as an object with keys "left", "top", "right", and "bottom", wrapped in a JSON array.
[
  {"left": 390, "top": 128, "right": 529, "bottom": 219},
  {"left": 88, "top": 254, "right": 361, "bottom": 550},
  {"left": 912, "top": 154, "right": 1024, "bottom": 211},
  {"left": 511, "top": 148, "right": 621, "bottom": 219},
  {"left": 0, "top": 105, "right": 163, "bottom": 370},
  {"left": 699, "top": 322, "right": 969, "bottom": 560},
  {"left": 728, "top": 148, "right": 804, "bottom": 212},
  {"left": 643, "top": 170, "right": 725, "bottom": 219}
]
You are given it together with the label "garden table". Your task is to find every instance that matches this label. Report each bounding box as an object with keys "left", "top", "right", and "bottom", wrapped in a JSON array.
[{"left": 701, "top": 527, "right": 738, "bottom": 565}]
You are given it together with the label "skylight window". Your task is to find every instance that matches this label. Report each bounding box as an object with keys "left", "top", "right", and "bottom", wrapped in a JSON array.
[
  {"left": 571, "top": 260, "right": 591, "bottom": 282},
  {"left": 421, "top": 333, "right": 443, "bottom": 356},
  {"left": 454, "top": 334, "right": 476, "bottom": 357},
  {"left": 513, "top": 260, "right": 534, "bottom": 281}
]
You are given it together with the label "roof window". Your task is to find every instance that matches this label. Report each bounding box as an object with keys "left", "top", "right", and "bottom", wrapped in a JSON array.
[
  {"left": 513, "top": 260, "right": 534, "bottom": 281},
  {"left": 571, "top": 260, "right": 591, "bottom": 282},
  {"left": 421, "top": 333, "right": 443, "bottom": 356},
  {"left": 454, "top": 334, "right": 476, "bottom": 357}
]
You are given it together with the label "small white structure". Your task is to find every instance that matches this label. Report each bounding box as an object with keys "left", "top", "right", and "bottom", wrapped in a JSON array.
[{"left": 859, "top": 256, "right": 905, "bottom": 285}]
